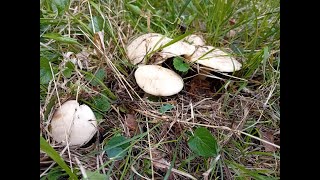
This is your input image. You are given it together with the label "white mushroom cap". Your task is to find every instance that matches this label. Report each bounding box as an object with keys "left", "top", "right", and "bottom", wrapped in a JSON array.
[
  {"left": 126, "top": 33, "right": 170, "bottom": 65},
  {"left": 134, "top": 65, "right": 184, "bottom": 96},
  {"left": 50, "top": 100, "right": 97, "bottom": 147},
  {"left": 126, "top": 33, "right": 195, "bottom": 65},
  {"left": 156, "top": 41, "right": 195, "bottom": 64},
  {"left": 183, "top": 34, "right": 206, "bottom": 46},
  {"left": 189, "top": 46, "right": 242, "bottom": 72}
]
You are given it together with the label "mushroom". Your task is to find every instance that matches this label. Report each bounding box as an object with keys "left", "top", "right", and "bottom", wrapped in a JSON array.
[
  {"left": 126, "top": 33, "right": 195, "bottom": 65},
  {"left": 134, "top": 65, "right": 184, "bottom": 96},
  {"left": 183, "top": 34, "right": 206, "bottom": 46},
  {"left": 157, "top": 40, "right": 195, "bottom": 64},
  {"left": 50, "top": 100, "right": 97, "bottom": 147},
  {"left": 188, "top": 46, "right": 242, "bottom": 72}
]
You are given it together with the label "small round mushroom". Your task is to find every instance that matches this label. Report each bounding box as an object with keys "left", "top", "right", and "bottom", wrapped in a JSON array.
[
  {"left": 134, "top": 65, "right": 184, "bottom": 96},
  {"left": 126, "top": 33, "right": 195, "bottom": 65},
  {"left": 50, "top": 100, "right": 97, "bottom": 147},
  {"left": 183, "top": 34, "right": 206, "bottom": 46},
  {"left": 189, "top": 46, "right": 242, "bottom": 72}
]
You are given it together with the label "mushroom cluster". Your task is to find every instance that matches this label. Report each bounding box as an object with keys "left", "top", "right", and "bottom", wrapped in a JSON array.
[
  {"left": 126, "top": 33, "right": 242, "bottom": 97},
  {"left": 50, "top": 100, "right": 97, "bottom": 147}
]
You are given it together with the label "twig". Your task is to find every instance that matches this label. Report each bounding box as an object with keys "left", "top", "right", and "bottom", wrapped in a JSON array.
[{"left": 74, "top": 156, "right": 88, "bottom": 179}]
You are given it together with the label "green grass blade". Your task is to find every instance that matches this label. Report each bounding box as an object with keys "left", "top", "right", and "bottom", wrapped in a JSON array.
[
  {"left": 148, "top": 31, "right": 192, "bottom": 55},
  {"left": 43, "top": 33, "right": 79, "bottom": 44},
  {"left": 175, "top": 0, "right": 192, "bottom": 24},
  {"left": 40, "top": 136, "right": 78, "bottom": 180}
]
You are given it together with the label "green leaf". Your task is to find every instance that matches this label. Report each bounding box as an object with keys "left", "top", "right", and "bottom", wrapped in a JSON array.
[
  {"left": 93, "top": 95, "right": 110, "bottom": 112},
  {"left": 173, "top": 57, "right": 190, "bottom": 72},
  {"left": 86, "top": 170, "right": 107, "bottom": 180},
  {"left": 93, "top": 112, "right": 103, "bottom": 121},
  {"left": 187, "top": 127, "right": 218, "bottom": 157},
  {"left": 127, "top": 4, "right": 142, "bottom": 15},
  {"left": 40, "top": 50, "right": 60, "bottom": 63},
  {"left": 43, "top": 33, "right": 79, "bottom": 44},
  {"left": 85, "top": 69, "right": 106, "bottom": 86},
  {"left": 40, "top": 57, "right": 52, "bottom": 84},
  {"left": 40, "top": 136, "right": 78, "bottom": 180},
  {"left": 159, "top": 104, "right": 174, "bottom": 114},
  {"left": 104, "top": 135, "right": 130, "bottom": 160},
  {"left": 63, "top": 68, "right": 73, "bottom": 78},
  {"left": 51, "top": 0, "right": 70, "bottom": 16},
  {"left": 88, "top": 16, "right": 104, "bottom": 33}
]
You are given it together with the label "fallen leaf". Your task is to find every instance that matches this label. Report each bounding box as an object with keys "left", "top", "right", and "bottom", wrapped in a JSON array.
[
  {"left": 75, "top": 51, "right": 90, "bottom": 62},
  {"left": 125, "top": 114, "right": 138, "bottom": 133},
  {"left": 76, "top": 50, "right": 90, "bottom": 69},
  {"left": 93, "top": 31, "right": 105, "bottom": 58},
  {"left": 63, "top": 52, "right": 77, "bottom": 65},
  {"left": 259, "top": 129, "right": 276, "bottom": 152}
]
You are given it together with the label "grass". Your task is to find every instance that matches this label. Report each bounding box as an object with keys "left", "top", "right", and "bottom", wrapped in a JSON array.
[{"left": 40, "top": 0, "right": 280, "bottom": 179}]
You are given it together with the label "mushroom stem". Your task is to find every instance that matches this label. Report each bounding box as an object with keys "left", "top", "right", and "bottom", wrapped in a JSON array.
[{"left": 197, "top": 68, "right": 209, "bottom": 80}]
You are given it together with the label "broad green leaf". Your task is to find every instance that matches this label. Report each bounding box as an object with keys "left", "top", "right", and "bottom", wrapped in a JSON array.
[
  {"left": 43, "top": 33, "right": 79, "bottom": 44},
  {"left": 93, "top": 95, "right": 110, "bottom": 112},
  {"left": 93, "top": 112, "right": 103, "bottom": 121},
  {"left": 40, "top": 57, "right": 52, "bottom": 84},
  {"left": 159, "top": 104, "right": 174, "bottom": 114},
  {"left": 104, "top": 135, "right": 130, "bottom": 160},
  {"left": 173, "top": 57, "right": 190, "bottom": 72},
  {"left": 51, "top": 0, "right": 70, "bottom": 16},
  {"left": 63, "top": 68, "right": 73, "bottom": 78},
  {"left": 40, "top": 136, "right": 78, "bottom": 180},
  {"left": 188, "top": 127, "right": 218, "bottom": 157},
  {"left": 88, "top": 16, "right": 104, "bottom": 33},
  {"left": 85, "top": 69, "right": 106, "bottom": 86},
  {"left": 127, "top": 4, "right": 142, "bottom": 15},
  {"left": 40, "top": 50, "right": 60, "bottom": 63},
  {"left": 86, "top": 170, "right": 107, "bottom": 180}
]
